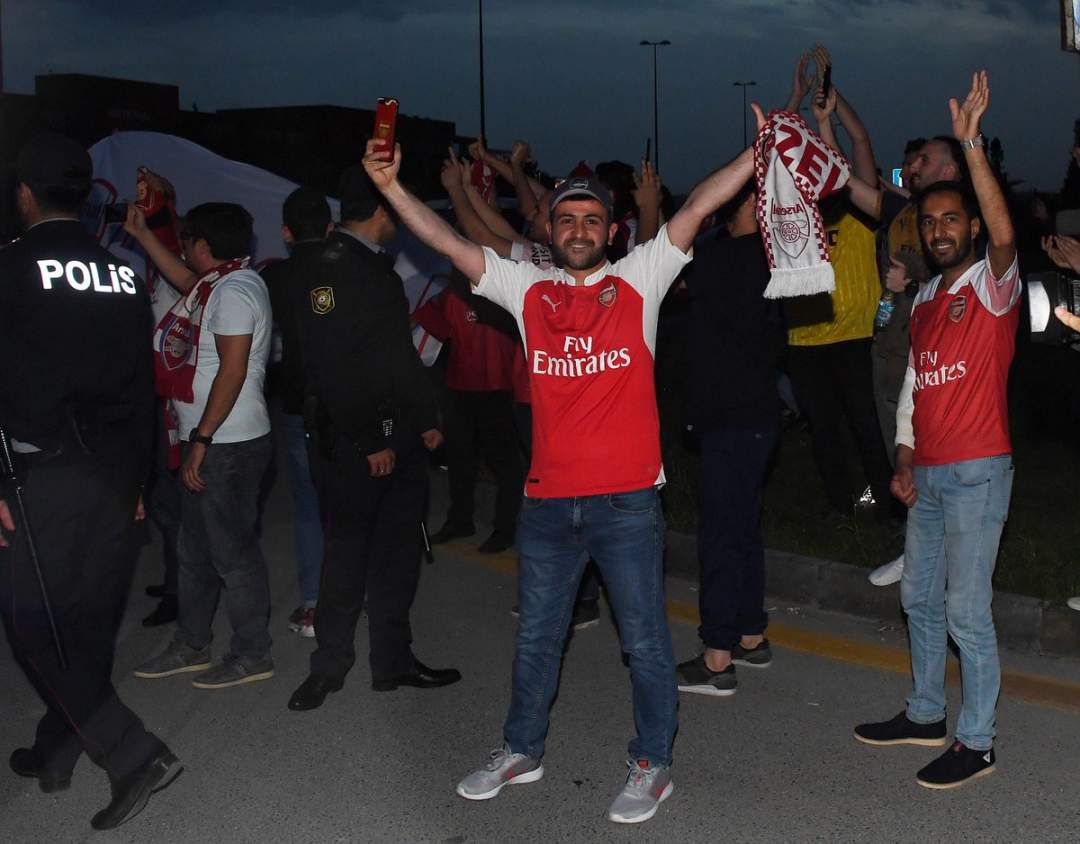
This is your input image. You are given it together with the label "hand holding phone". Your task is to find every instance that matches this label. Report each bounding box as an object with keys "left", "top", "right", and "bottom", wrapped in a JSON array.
[{"left": 372, "top": 97, "right": 399, "bottom": 163}]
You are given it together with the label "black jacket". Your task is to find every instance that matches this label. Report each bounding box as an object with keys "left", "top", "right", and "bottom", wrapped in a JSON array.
[
  {"left": 0, "top": 220, "right": 154, "bottom": 456},
  {"left": 286, "top": 230, "right": 437, "bottom": 456}
]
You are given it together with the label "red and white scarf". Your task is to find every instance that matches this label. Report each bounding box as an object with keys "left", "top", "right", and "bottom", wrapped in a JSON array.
[
  {"left": 754, "top": 110, "right": 850, "bottom": 299},
  {"left": 152, "top": 257, "right": 250, "bottom": 465}
]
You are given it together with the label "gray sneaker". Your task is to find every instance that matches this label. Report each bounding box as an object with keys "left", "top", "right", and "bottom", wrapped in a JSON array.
[
  {"left": 676, "top": 654, "right": 736, "bottom": 696},
  {"left": 455, "top": 744, "right": 544, "bottom": 800},
  {"left": 191, "top": 654, "right": 274, "bottom": 689},
  {"left": 607, "top": 759, "right": 673, "bottom": 824},
  {"left": 133, "top": 641, "right": 212, "bottom": 679}
]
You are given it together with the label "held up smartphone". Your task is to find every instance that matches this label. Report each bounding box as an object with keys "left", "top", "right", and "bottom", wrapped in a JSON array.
[
  {"left": 103, "top": 202, "right": 128, "bottom": 224},
  {"left": 373, "top": 97, "right": 399, "bottom": 163},
  {"left": 891, "top": 168, "right": 904, "bottom": 188},
  {"left": 818, "top": 64, "right": 832, "bottom": 106}
]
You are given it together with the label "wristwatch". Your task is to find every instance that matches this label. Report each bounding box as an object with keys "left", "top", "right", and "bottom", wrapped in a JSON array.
[
  {"left": 189, "top": 428, "right": 213, "bottom": 446},
  {"left": 959, "top": 134, "right": 985, "bottom": 151}
]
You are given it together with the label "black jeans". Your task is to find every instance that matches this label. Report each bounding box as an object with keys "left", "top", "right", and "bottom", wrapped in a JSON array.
[
  {"left": 145, "top": 406, "right": 181, "bottom": 596},
  {"left": 444, "top": 389, "right": 523, "bottom": 535},
  {"left": 697, "top": 427, "right": 777, "bottom": 651},
  {"left": 309, "top": 437, "right": 427, "bottom": 680},
  {"left": 786, "top": 339, "right": 893, "bottom": 513},
  {"left": 0, "top": 439, "right": 167, "bottom": 782},
  {"left": 174, "top": 434, "right": 272, "bottom": 661}
]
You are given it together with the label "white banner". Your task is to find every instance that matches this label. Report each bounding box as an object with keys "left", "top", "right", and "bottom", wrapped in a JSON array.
[{"left": 85, "top": 131, "right": 445, "bottom": 364}]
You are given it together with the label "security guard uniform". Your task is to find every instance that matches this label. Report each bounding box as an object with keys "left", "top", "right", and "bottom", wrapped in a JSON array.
[
  {"left": 0, "top": 138, "right": 174, "bottom": 826},
  {"left": 290, "top": 229, "right": 440, "bottom": 682}
]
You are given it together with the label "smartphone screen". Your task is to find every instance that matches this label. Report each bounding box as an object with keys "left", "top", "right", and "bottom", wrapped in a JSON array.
[
  {"left": 891, "top": 168, "right": 904, "bottom": 187},
  {"left": 373, "top": 97, "right": 399, "bottom": 163}
]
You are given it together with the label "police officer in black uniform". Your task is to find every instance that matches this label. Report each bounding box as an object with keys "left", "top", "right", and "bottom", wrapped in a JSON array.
[
  {"left": 286, "top": 166, "right": 461, "bottom": 711},
  {"left": 0, "top": 134, "right": 180, "bottom": 829}
]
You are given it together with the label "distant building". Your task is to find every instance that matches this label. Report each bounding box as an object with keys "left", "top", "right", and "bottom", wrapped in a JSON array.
[{"left": 1, "top": 73, "right": 462, "bottom": 238}]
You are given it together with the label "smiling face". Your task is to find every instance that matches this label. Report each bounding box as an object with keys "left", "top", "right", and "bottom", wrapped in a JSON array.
[
  {"left": 919, "top": 190, "right": 979, "bottom": 272},
  {"left": 546, "top": 197, "right": 617, "bottom": 274}
]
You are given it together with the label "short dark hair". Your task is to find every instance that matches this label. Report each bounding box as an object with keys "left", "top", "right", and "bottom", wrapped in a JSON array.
[
  {"left": 16, "top": 132, "right": 92, "bottom": 214},
  {"left": 338, "top": 165, "right": 383, "bottom": 222},
  {"left": 916, "top": 180, "right": 980, "bottom": 222},
  {"left": 903, "top": 137, "right": 927, "bottom": 157},
  {"left": 283, "top": 188, "right": 331, "bottom": 241},
  {"left": 180, "top": 202, "right": 254, "bottom": 260},
  {"left": 717, "top": 178, "right": 755, "bottom": 226},
  {"left": 929, "top": 135, "right": 969, "bottom": 181}
]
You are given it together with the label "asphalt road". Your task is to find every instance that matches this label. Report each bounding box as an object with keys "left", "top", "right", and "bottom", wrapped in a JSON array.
[{"left": 2, "top": 442, "right": 1079, "bottom": 843}]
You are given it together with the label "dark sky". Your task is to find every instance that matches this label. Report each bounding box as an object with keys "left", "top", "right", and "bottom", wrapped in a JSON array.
[{"left": 6, "top": 0, "right": 1080, "bottom": 191}]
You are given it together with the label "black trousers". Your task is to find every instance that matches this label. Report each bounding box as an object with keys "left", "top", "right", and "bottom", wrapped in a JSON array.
[
  {"left": 0, "top": 441, "right": 166, "bottom": 782},
  {"left": 786, "top": 339, "right": 894, "bottom": 514},
  {"left": 697, "top": 427, "right": 777, "bottom": 651},
  {"left": 444, "top": 389, "right": 523, "bottom": 535},
  {"left": 309, "top": 437, "right": 426, "bottom": 680},
  {"left": 145, "top": 407, "right": 180, "bottom": 596}
]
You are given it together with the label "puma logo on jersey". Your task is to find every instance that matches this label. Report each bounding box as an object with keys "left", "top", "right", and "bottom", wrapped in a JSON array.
[
  {"left": 541, "top": 294, "right": 561, "bottom": 313},
  {"left": 37, "top": 259, "right": 137, "bottom": 295}
]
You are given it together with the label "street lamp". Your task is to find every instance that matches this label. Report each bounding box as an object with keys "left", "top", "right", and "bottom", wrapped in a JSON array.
[
  {"left": 733, "top": 80, "right": 757, "bottom": 148},
  {"left": 639, "top": 39, "right": 671, "bottom": 173},
  {"left": 477, "top": 0, "right": 486, "bottom": 142}
]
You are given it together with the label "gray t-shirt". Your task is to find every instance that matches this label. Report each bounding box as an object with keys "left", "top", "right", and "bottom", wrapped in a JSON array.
[{"left": 174, "top": 267, "right": 271, "bottom": 443}]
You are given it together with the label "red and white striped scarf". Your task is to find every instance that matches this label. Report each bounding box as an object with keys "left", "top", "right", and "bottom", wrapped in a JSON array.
[{"left": 754, "top": 110, "right": 850, "bottom": 299}]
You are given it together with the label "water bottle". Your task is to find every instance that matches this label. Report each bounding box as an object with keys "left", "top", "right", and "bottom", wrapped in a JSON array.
[{"left": 874, "top": 290, "right": 895, "bottom": 329}]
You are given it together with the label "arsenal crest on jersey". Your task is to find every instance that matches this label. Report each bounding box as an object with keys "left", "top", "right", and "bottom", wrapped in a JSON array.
[
  {"left": 598, "top": 282, "right": 617, "bottom": 308},
  {"left": 311, "top": 286, "right": 335, "bottom": 315},
  {"left": 948, "top": 295, "right": 967, "bottom": 323}
]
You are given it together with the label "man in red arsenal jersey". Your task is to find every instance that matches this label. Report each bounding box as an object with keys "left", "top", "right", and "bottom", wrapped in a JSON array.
[
  {"left": 855, "top": 72, "right": 1020, "bottom": 790},
  {"left": 363, "top": 107, "right": 764, "bottom": 823}
]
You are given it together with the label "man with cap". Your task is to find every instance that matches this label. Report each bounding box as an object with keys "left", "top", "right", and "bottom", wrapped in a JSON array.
[
  {"left": 361, "top": 107, "right": 763, "bottom": 823},
  {"left": 0, "top": 132, "right": 180, "bottom": 829},
  {"left": 284, "top": 165, "right": 461, "bottom": 712}
]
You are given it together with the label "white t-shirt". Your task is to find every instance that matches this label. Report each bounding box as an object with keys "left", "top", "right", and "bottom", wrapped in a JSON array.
[{"left": 174, "top": 268, "right": 272, "bottom": 443}]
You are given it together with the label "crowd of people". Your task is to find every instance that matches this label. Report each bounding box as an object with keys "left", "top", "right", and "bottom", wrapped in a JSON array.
[{"left": 1, "top": 44, "right": 1079, "bottom": 831}]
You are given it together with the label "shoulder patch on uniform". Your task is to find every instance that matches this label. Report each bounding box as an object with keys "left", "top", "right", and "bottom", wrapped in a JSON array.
[{"left": 311, "top": 286, "right": 335, "bottom": 315}]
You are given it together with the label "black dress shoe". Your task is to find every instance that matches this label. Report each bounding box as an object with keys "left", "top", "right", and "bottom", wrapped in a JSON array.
[
  {"left": 372, "top": 659, "right": 462, "bottom": 691},
  {"left": 145, "top": 584, "right": 167, "bottom": 598},
  {"left": 288, "top": 674, "right": 344, "bottom": 711},
  {"left": 142, "top": 595, "right": 178, "bottom": 627},
  {"left": 478, "top": 530, "right": 515, "bottom": 554},
  {"left": 90, "top": 748, "right": 181, "bottom": 830},
  {"left": 429, "top": 522, "right": 476, "bottom": 544},
  {"left": 9, "top": 748, "right": 71, "bottom": 793}
]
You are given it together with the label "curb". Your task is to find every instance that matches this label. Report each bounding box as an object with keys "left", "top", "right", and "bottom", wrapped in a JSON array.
[{"left": 663, "top": 530, "right": 1080, "bottom": 660}]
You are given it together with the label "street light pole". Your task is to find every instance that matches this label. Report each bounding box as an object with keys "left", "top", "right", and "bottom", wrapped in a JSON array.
[
  {"left": 733, "top": 80, "right": 757, "bottom": 148},
  {"left": 477, "top": 0, "right": 486, "bottom": 142},
  {"left": 639, "top": 39, "right": 671, "bottom": 173}
]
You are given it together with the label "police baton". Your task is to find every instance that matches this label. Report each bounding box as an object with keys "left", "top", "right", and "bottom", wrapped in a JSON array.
[
  {"left": 420, "top": 519, "right": 434, "bottom": 565},
  {"left": 0, "top": 426, "right": 68, "bottom": 668}
]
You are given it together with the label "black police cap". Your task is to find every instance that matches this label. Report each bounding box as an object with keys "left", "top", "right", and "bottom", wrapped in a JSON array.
[{"left": 16, "top": 132, "right": 92, "bottom": 194}]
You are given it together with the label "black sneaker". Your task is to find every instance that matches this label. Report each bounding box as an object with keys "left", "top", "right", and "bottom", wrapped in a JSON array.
[
  {"left": 731, "top": 639, "right": 772, "bottom": 668},
  {"left": 854, "top": 711, "right": 948, "bottom": 747},
  {"left": 916, "top": 741, "right": 995, "bottom": 789},
  {"left": 430, "top": 522, "right": 476, "bottom": 544},
  {"left": 571, "top": 600, "right": 600, "bottom": 630},
  {"left": 478, "top": 530, "right": 515, "bottom": 554},
  {"left": 676, "top": 654, "right": 737, "bottom": 697}
]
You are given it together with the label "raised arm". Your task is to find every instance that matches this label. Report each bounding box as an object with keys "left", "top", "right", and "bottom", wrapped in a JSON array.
[
  {"left": 460, "top": 165, "right": 527, "bottom": 243},
  {"left": 124, "top": 204, "right": 197, "bottom": 293},
  {"left": 633, "top": 158, "right": 663, "bottom": 244},
  {"left": 951, "top": 70, "right": 1015, "bottom": 276},
  {"left": 667, "top": 104, "right": 764, "bottom": 253},
  {"left": 365, "top": 140, "right": 486, "bottom": 285},
  {"left": 440, "top": 154, "right": 516, "bottom": 257},
  {"left": 784, "top": 52, "right": 816, "bottom": 113}
]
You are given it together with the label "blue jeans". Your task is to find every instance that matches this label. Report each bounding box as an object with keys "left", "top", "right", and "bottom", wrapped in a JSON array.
[
  {"left": 175, "top": 435, "right": 273, "bottom": 662},
  {"left": 282, "top": 414, "right": 324, "bottom": 606},
  {"left": 901, "top": 456, "right": 1014, "bottom": 751},
  {"left": 503, "top": 487, "right": 676, "bottom": 767}
]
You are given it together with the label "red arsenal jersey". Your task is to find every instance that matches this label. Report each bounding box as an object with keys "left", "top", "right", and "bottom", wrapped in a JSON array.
[
  {"left": 908, "top": 256, "right": 1021, "bottom": 466},
  {"left": 476, "top": 225, "right": 692, "bottom": 497}
]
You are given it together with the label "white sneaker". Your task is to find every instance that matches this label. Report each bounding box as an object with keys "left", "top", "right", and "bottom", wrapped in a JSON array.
[
  {"left": 1068, "top": 597, "right": 1080, "bottom": 612},
  {"left": 869, "top": 554, "right": 905, "bottom": 587},
  {"left": 607, "top": 759, "right": 673, "bottom": 824},
  {"left": 455, "top": 744, "right": 543, "bottom": 800}
]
